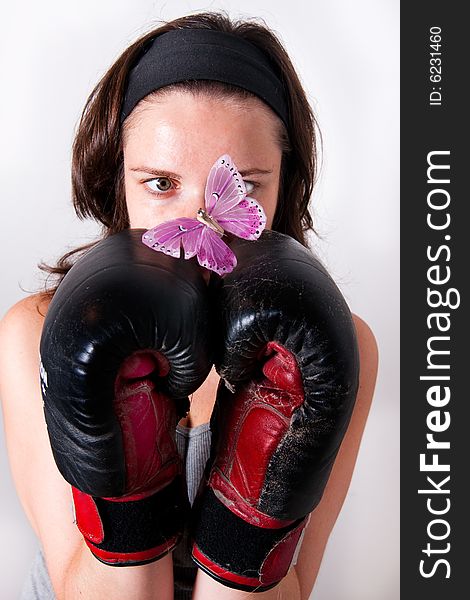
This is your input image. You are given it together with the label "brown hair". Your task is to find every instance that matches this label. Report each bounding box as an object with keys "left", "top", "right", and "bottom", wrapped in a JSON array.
[{"left": 37, "top": 11, "right": 321, "bottom": 301}]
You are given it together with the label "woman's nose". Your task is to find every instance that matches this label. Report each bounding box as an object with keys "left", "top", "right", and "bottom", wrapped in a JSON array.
[{"left": 179, "top": 183, "right": 207, "bottom": 218}]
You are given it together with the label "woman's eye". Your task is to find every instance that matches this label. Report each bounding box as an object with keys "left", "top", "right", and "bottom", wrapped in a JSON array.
[
  {"left": 244, "top": 180, "right": 258, "bottom": 194},
  {"left": 143, "top": 176, "right": 257, "bottom": 196},
  {"left": 145, "top": 177, "right": 174, "bottom": 194}
]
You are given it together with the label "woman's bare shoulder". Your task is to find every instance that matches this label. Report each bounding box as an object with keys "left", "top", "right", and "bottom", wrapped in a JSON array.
[
  {"left": 0, "top": 291, "right": 51, "bottom": 336},
  {"left": 350, "top": 312, "right": 379, "bottom": 410},
  {"left": 0, "top": 292, "right": 52, "bottom": 403},
  {"left": 6, "top": 290, "right": 52, "bottom": 316},
  {"left": 351, "top": 312, "right": 379, "bottom": 361}
]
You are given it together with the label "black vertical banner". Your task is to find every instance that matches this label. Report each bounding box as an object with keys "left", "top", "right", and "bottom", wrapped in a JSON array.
[{"left": 401, "top": 3, "right": 467, "bottom": 599}]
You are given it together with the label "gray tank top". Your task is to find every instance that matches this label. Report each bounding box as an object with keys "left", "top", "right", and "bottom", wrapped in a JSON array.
[{"left": 20, "top": 421, "right": 212, "bottom": 600}]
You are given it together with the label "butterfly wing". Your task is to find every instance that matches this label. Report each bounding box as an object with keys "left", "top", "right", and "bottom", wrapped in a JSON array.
[
  {"left": 205, "top": 154, "right": 266, "bottom": 240},
  {"left": 196, "top": 226, "right": 237, "bottom": 276},
  {"left": 142, "top": 217, "right": 236, "bottom": 275},
  {"left": 213, "top": 196, "right": 267, "bottom": 240},
  {"left": 142, "top": 218, "right": 204, "bottom": 259},
  {"left": 204, "top": 154, "right": 245, "bottom": 215}
]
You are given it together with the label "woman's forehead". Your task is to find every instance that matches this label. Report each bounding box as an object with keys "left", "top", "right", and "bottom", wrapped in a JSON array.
[{"left": 123, "top": 91, "right": 282, "bottom": 165}]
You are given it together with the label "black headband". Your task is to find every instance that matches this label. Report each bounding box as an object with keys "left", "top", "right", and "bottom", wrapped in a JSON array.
[{"left": 120, "top": 28, "right": 289, "bottom": 127}]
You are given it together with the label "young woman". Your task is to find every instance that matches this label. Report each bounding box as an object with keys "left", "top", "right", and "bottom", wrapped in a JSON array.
[{"left": 0, "top": 11, "right": 378, "bottom": 600}]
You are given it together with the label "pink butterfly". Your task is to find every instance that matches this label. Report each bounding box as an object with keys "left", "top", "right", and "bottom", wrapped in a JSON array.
[{"left": 141, "top": 154, "right": 267, "bottom": 275}]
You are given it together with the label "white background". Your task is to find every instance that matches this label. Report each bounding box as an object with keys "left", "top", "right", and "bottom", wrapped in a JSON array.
[{"left": 0, "top": 1, "right": 399, "bottom": 598}]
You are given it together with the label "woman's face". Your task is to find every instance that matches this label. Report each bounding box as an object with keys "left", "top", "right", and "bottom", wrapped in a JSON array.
[{"left": 123, "top": 90, "right": 283, "bottom": 231}]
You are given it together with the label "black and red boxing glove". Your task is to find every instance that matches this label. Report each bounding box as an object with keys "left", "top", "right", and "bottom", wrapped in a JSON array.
[
  {"left": 39, "top": 229, "right": 212, "bottom": 566},
  {"left": 190, "top": 230, "right": 360, "bottom": 591}
]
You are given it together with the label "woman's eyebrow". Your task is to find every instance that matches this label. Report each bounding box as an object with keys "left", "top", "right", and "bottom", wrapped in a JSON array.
[
  {"left": 130, "top": 166, "right": 181, "bottom": 179},
  {"left": 238, "top": 168, "right": 273, "bottom": 177},
  {"left": 130, "top": 166, "right": 273, "bottom": 177}
]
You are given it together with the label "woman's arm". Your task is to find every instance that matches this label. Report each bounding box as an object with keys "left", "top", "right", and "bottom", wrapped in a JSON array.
[
  {"left": 293, "top": 314, "right": 379, "bottom": 599},
  {"left": 192, "top": 566, "right": 300, "bottom": 598},
  {"left": 0, "top": 294, "right": 174, "bottom": 600}
]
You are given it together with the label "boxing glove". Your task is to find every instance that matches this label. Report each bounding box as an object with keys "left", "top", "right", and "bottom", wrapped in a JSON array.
[
  {"left": 190, "top": 230, "right": 360, "bottom": 591},
  {"left": 39, "top": 228, "right": 212, "bottom": 566}
]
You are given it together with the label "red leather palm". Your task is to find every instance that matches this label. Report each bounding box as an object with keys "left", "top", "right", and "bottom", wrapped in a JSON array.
[
  {"left": 112, "top": 350, "right": 181, "bottom": 500},
  {"left": 209, "top": 341, "right": 305, "bottom": 528}
]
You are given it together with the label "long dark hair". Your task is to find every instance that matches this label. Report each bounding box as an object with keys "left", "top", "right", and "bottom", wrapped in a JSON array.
[{"left": 37, "top": 11, "right": 321, "bottom": 302}]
